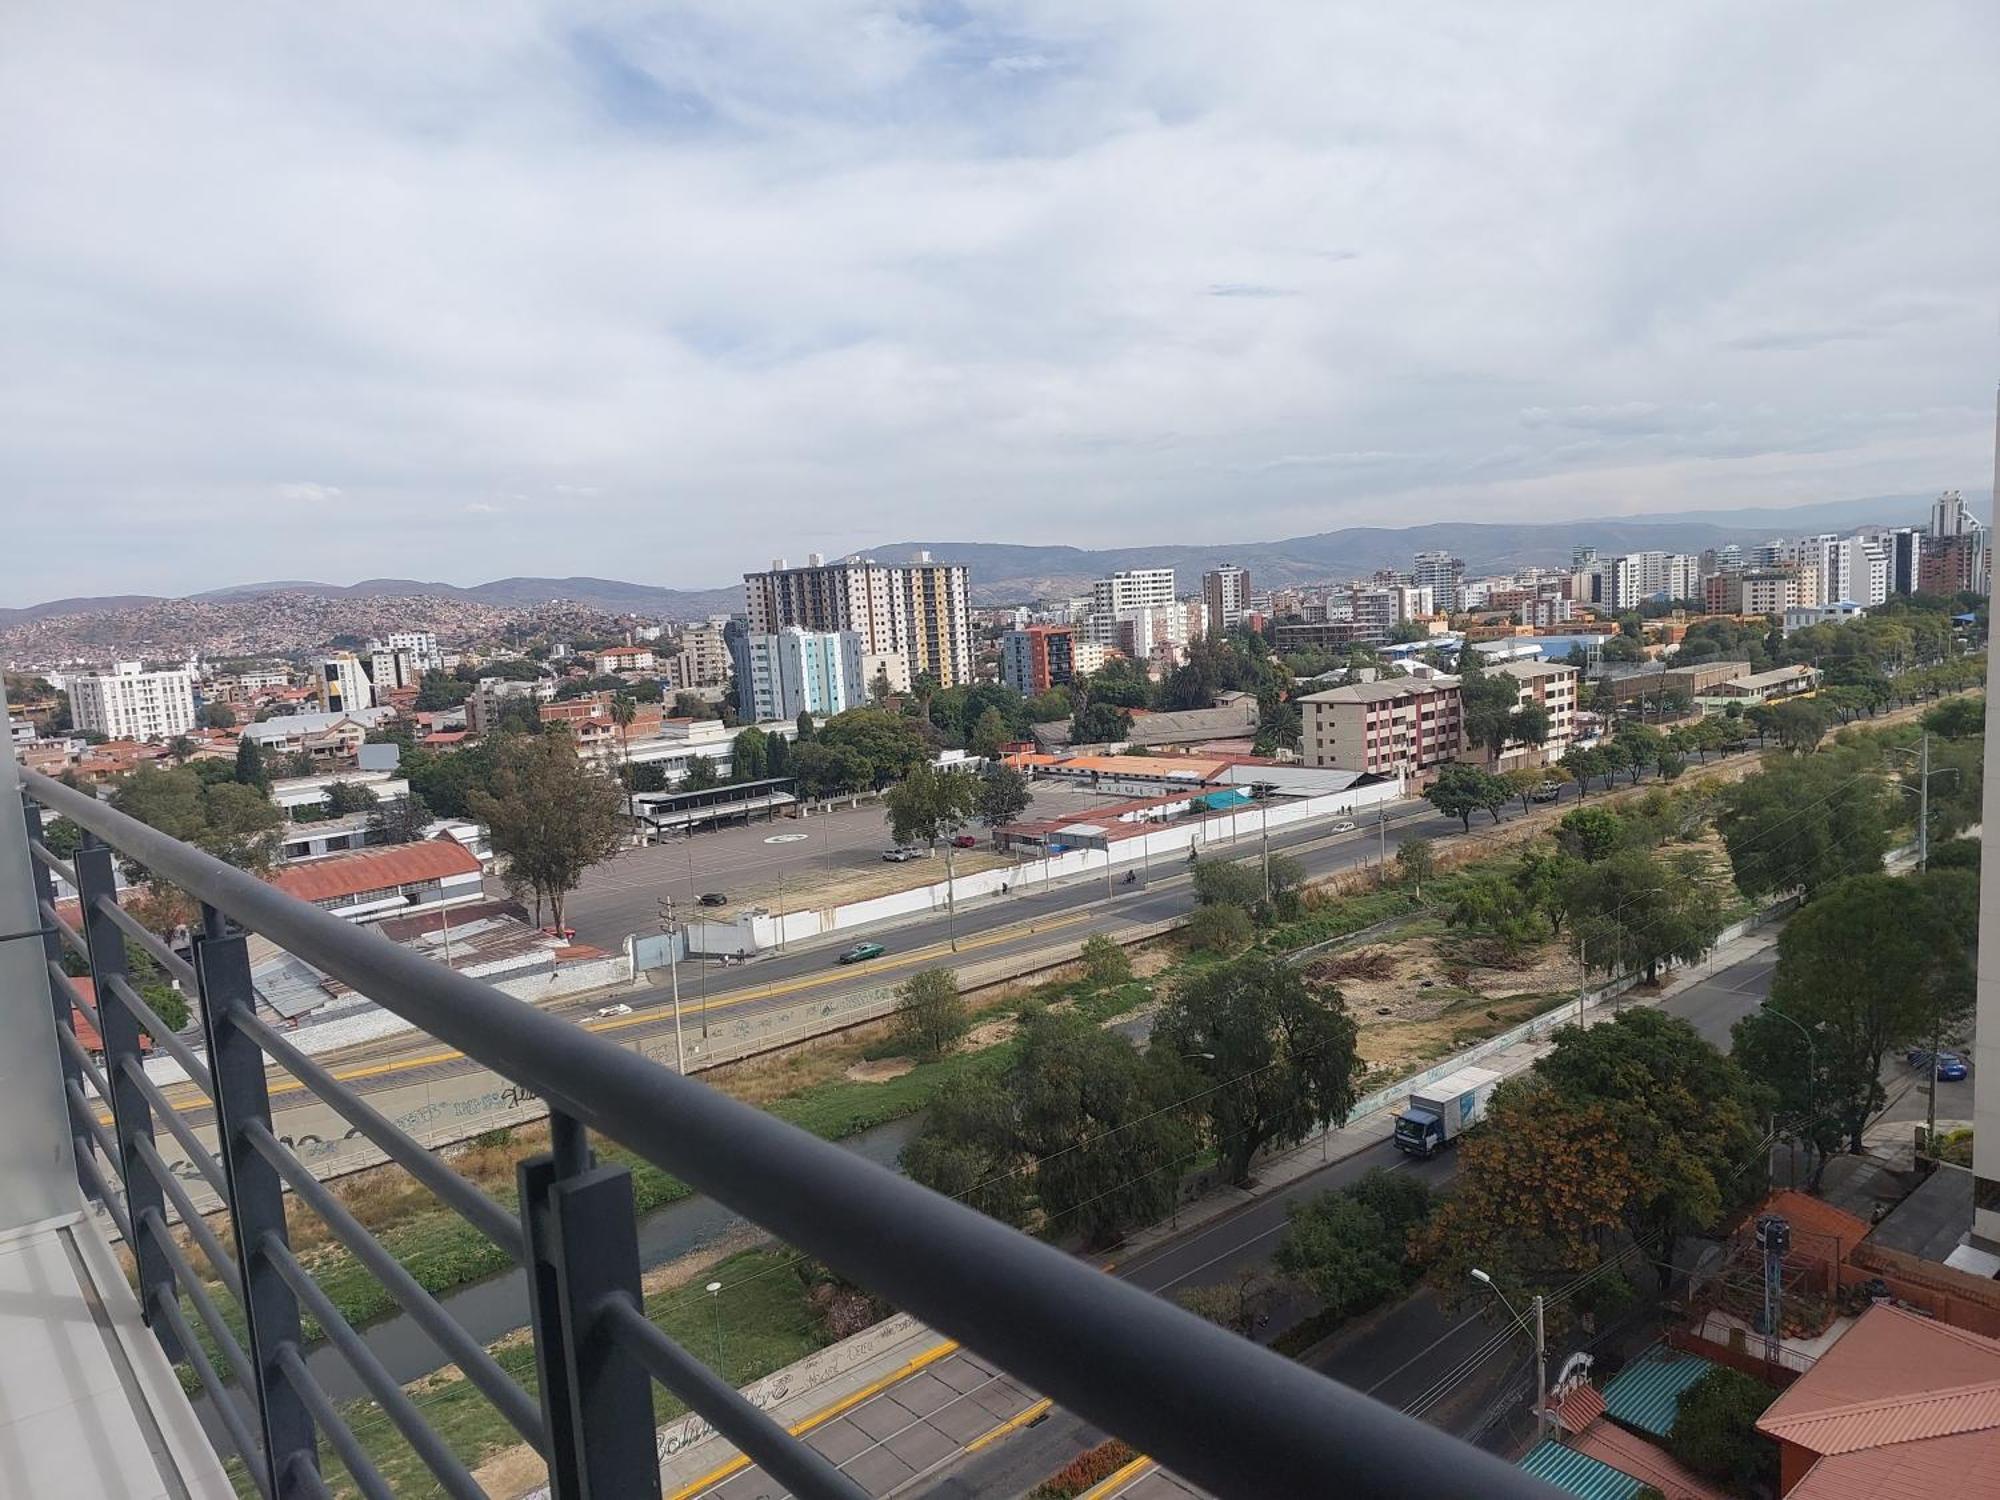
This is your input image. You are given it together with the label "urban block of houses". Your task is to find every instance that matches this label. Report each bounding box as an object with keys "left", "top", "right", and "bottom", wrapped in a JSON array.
[
  {"left": 1030, "top": 692, "right": 1261, "bottom": 754},
  {"left": 1695, "top": 664, "right": 1822, "bottom": 708}
]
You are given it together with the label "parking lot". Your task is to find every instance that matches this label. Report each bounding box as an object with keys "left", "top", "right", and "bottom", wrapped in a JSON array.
[{"left": 548, "top": 783, "right": 1130, "bottom": 950}]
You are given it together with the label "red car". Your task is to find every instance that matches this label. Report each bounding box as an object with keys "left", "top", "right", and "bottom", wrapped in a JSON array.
[{"left": 951, "top": 834, "right": 979, "bottom": 848}]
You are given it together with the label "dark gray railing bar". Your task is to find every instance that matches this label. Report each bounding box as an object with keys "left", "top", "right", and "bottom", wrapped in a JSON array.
[
  {"left": 24, "top": 766, "right": 1565, "bottom": 1500},
  {"left": 602, "top": 1296, "right": 872, "bottom": 1500},
  {"left": 275, "top": 1345, "right": 397, "bottom": 1500},
  {"left": 76, "top": 1148, "right": 133, "bottom": 1243},
  {"left": 40, "top": 896, "right": 89, "bottom": 959},
  {"left": 148, "top": 1289, "right": 271, "bottom": 1498},
  {"left": 262, "top": 1235, "right": 489, "bottom": 1500},
  {"left": 282, "top": 1453, "right": 334, "bottom": 1500},
  {"left": 47, "top": 958, "right": 103, "bottom": 1032},
  {"left": 55, "top": 1018, "right": 113, "bottom": 1106},
  {"left": 104, "top": 971, "right": 214, "bottom": 1096},
  {"left": 66, "top": 1078, "right": 122, "bottom": 1167},
  {"left": 139, "top": 1207, "right": 258, "bottom": 1392},
  {"left": 23, "top": 802, "right": 90, "bottom": 1191},
  {"left": 233, "top": 1008, "right": 524, "bottom": 1259},
  {"left": 244, "top": 1120, "right": 547, "bottom": 1452},
  {"left": 28, "top": 834, "right": 77, "bottom": 888},
  {"left": 94, "top": 891, "right": 200, "bottom": 988},
  {"left": 128, "top": 1132, "right": 246, "bottom": 1303},
  {"left": 117, "top": 1053, "right": 230, "bottom": 1201}
]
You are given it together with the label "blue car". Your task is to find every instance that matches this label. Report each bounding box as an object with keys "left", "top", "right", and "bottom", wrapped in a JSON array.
[{"left": 1908, "top": 1047, "right": 1968, "bottom": 1081}]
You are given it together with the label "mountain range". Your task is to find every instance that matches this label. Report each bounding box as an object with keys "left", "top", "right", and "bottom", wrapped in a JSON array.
[{"left": 0, "top": 490, "right": 1974, "bottom": 628}]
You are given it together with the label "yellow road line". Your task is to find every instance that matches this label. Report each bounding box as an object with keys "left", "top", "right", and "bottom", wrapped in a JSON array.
[
  {"left": 1079, "top": 1455, "right": 1155, "bottom": 1499},
  {"left": 666, "top": 1339, "right": 960, "bottom": 1499},
  {"left": 153, "top": 909, "right": 1096, "bottom": 1114},
  {"left": 964, "top": 1395, "right": 1053, "bottom": 1452}
]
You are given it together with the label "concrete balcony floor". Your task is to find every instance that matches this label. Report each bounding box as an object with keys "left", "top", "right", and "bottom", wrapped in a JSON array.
[{"left": 0, "top": 1210, "right": 231, "bottom": 1498}]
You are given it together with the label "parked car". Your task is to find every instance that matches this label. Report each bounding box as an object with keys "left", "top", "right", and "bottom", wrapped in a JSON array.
[
  {"left": 951, "top": 834, "right": 979, "bottom": 848},
  {"left": 837, "top": 941, "right": 886, "bottom": 965},
  {"left": 882, "top": 847, "right": 921, "bottom": 862},
  {"left": 697, "top": 892, "right": 728, "bottom": 907},
  {"left": 593, "top": 1003, "right": 633, "bottom": 1018},
  {"left": 1908, "top": 1047, "right": 1970, "bottom": 1081}
]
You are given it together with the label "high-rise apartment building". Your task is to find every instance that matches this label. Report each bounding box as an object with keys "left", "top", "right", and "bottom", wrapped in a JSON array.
[
  {"left": 369, "top": 647, "right": 421, "bottom": 695},
  {"left": 1202, "top": 565, "right": 1251, "bottom": 638},
  {"left": 1412, "top": 552, "right": 1465, "bottom": 613},
  {"left": 1603, "top": 552, "right": 1700, "bottom": 610},
  {"left": 677, "top": 622, "right": 732, "bottom": 687},
  {"left": 1084, "top": 569, "right": 1176, "bottom": 643},
  {"left": 385, "top": 632, "right": 442, "bottom": 671},
  {"left": 69, "top": 661, "right": 196, "bottom": 742},
  {"left": 999, "top": 626, "right": 1076, "bottom": 696},
  {"left": 743, "top": 552, "right": 973, "bottom": 687},
  {"left": 317, "top": 653, "right": 373, "bottom": 714},
  {"left": 741, "top": 628, "right": 866, "bottom": 723}
]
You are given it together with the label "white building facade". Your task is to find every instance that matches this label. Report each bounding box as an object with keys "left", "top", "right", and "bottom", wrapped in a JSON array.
[
  {"left": 69, "top": 662, "right": 196, "bottom": 742},
  {"left": 743, "top": 628, "right": 867, "bottom": 722}
]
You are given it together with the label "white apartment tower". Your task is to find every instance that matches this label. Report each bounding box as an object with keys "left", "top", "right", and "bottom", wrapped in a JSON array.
[
  {"left": 1087, "top": 568, "right": 1178, "bottom": 646},
  {"left": 1412, "top": 552, "right": 1465, "bottom": 613},
  {"left": 69, "top": 662, "right": 196, "bottom": 742},
  {"left": 317, "top": 653, "right": 373, "bottom": 714},
  {"left": 1202, "top": 565, "right": 1251, "bottom": 638}
]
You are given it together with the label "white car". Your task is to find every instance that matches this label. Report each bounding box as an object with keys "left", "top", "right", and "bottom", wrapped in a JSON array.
[
  {"left": 1330, "top": 820, "right": 1358, "bottom": 834},
  {"left": 594, "top": 1003, "right": 633, "bottom": 1018},
  {"left": 882, "top": 847, "right": 921, "bottom": 862}
]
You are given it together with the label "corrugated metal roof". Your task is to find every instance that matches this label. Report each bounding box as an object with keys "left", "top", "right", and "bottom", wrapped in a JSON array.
[
  {"left": 267, "top": 836, "right": 482, "bottom": 903},
  {"left": 1759, "top": 1305, "right": 2000, "bottom": 1452},
  {"left": 1764, "top": 1381, "right": 2000, "bottom": 1455},
  {"left": 1790, "top": 1427, "right": 2000, "bottom": 1500},
  {"left": 1571, "top": 1421, "right": 1733, "bottom": 1499},
  {"left": 1518, "top": 1440, "right": 1643, "bottom": 1499},
  {"left": 1602, "top": 1345, "right": 1718, "bottom": 1437}
]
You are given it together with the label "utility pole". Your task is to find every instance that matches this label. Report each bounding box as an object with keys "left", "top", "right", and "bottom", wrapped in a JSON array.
[
  {"left": 658, "top": 897, "right": 686, "bottom": 1073},
  {"left": 944, "top": 840, "right": 959, "bottom": 951},
  {"left": 1533, "top": 1294, "right": 1547, "bottom": 1444},
  {"left": 1377, "top": 802, "right": 1387, "bottom": 871}
]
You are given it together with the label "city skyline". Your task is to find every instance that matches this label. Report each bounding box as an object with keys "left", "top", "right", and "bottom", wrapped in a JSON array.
[{"left": 4, "top": 4, "right": 1997, "bottom": 598}]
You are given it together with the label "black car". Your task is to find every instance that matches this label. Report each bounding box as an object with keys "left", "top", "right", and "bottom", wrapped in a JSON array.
[{"left": 697, "top": 892, "right": 728, "bottom": 907}]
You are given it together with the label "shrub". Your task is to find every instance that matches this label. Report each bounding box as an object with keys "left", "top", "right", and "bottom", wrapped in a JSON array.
[
  {"left": 1029, "top": 1439, "right": 1136, "bottom": 1499},
  {"left": 1079, "top": 933, "right": 1134, "bottom": 988},
  {"left": 1667, "top": 1367, "right": 1780, "bottom": 1492},
  {"left": 1184, "top": 903, "right": 1254, "bottom": 954},
  {"left": 889, "top": 967, "right": 968, "bottom": 1061}
]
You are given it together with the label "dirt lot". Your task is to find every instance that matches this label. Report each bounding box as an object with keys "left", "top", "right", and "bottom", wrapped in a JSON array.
[{"left": 1307, "top": 931, "right": 1582, "bottom": 1076}]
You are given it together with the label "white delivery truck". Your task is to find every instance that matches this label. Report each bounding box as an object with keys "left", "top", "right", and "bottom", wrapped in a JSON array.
[{"left": 1392, "top": 1065, "right": 1502, "bottom": 1159}]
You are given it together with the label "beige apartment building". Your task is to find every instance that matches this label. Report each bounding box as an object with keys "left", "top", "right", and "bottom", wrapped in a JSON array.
[
  {"left": 744, "top": 552, "right": 973, "bottom": 687},
  {"left": 1490, "top": 660, "right": 1579, "bottom": 770},
  {"left": 1299, "top": 677, "right": 1463, "bottom": 781}
]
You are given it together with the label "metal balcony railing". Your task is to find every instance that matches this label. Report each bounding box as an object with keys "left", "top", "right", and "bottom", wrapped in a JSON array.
[{"left": 17, "top": 766, "right": 1560, "bottom": 1500}]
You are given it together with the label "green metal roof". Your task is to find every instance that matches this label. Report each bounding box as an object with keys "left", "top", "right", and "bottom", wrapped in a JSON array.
[
  {"left": 1600, "top": 1343, "right": 1717, "bottom": 1437},
  {"left": 1519, "top": 1440, "right": 1644, "bottom": 1499}
]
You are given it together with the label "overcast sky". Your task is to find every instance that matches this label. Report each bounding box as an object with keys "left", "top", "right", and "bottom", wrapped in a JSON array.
[{"left": 3, "top": 3, "right": 1996, "bottom": 604}]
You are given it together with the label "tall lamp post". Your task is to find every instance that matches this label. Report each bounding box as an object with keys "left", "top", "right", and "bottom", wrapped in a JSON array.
[
  {"left": 656, "top": 897, "right": 686, "bottom": 1073},
  {"left": 706, "top": 1279, "right": 726, "bottom": 1371},
  {"left": 1471, "top": 1268, "right": 1547, "bottom": 1443}
]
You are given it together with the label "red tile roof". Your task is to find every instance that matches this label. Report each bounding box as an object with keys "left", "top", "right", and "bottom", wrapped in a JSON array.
[
  {"left": 267, "top": 838, "right": 482, "bottom": 904},
  {"left": 61, "top": 978, "right": 153, "bottom": 1054},
  {"left": 1787, "top": 1426, "right": 2000, "bottom": 1499},
  {"left": 1568, "top": 1421, "right": 1730, "bottom": 1499},
  {"left": 1763, "top": 1189, "right": 1871, "bottom": 1260}
]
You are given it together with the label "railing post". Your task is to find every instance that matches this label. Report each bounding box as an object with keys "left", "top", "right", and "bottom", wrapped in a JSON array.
[
  {"left": 520, "top": 1113, "right": 662, "bottom": 1500},
  {"left": 75, "top": 837, "right": 179, "bottom": 1358},
  {"left": 22, "top": 798, "right": 89, "bottom": 1187},
  {"left": 196, "top": 905, "right": 319, "bottom": 1495}
]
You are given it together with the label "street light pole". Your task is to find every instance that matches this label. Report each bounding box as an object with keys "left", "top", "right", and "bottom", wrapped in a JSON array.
[
  {"left": 1471, "top": 1269, "right": 1547, "bottom": 1442},
  {"left": 705, "top": 1279, "right": 726, "bottom": 1370},
  {"left": 658, "top": 897, "right": 686, "bottom": 1073}
]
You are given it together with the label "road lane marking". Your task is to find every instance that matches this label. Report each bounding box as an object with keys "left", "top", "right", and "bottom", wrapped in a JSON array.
[
  {"left": 963, "top": 1395, "right": 1053, "bottom": 1452},
  {"left": 666, "top": 1339, "right": 960, "bottom": 1499},
  {"left": 1079, "top": 1455, "right": 1155, "bottom": 1498}
]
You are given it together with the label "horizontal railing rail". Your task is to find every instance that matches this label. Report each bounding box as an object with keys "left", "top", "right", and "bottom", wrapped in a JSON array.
[{"left": 21, "top": 767, "right": 1561, "bottom": 1500}]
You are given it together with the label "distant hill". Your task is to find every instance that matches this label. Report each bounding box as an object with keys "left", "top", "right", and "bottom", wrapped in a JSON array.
[{"left": 2, "top": 490, "right": 1973, "bottom": 625}]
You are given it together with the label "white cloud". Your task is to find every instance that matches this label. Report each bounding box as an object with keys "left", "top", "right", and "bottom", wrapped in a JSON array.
[
  {"left": 1, "top": 2, "right": 1995, "bottom": 600},
  {"left": 464, "top": 500, "right": 502, "bottom": 514}
]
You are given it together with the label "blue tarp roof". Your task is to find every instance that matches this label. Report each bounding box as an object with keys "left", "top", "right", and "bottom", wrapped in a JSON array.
[
  {"left": 1600, "top": 1343, "right": 1717, "bottom": 1437},
  {"left": 1200, "top": 788, "right": 1252, "bottom": 810},
  {"left": 1519, "top": 1441, "right": 1644, "bottom": 1499}
]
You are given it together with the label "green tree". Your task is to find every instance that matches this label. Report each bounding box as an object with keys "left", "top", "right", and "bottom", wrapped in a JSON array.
[
  {"left": 795, "top": 710, "right": 816, "bottom": 743},
  {"left": 323, "top": 780, "right": 380, "bottom": 816},
  {"left": 681, "top": 753, "right": 720, "bottom": 791},
  {"left": 967, "top": 706, "right": 1012, "bottom": 759},
  {"left": 1447, "top": 873, "right": 1548, "bottom": 960},
  {"left": 1071, "top": 702, "right": 1133, "bottom": 745},
  {"left": 817, "top": 708, "right": 929, "bottom": 788},
  {"left": 731, "top": 725, "right": 770, "bottom": 781},
  {"left": 1535, "top": 1009, "right": 1765, "bottom": 1278},
  {"left": 234, "top": 735, "right": 271, "bottom": 793},
  {"left": 1752, "top": 870, "right": 1976, "bottom": 1151},
  {"left": 1426, "top": 763, "right": 1508, "bottom": 831},
  {"left": 366, "top": 791, "right": 433, "bottom": 845},
  {"left": 1569, "top": 848, "right": 1726, "bottom": 983},
  {"left": 883, "top": 761, "right": 980, "bottom": 850},
  {"left": 110, "top": 767, "right": 282, "bottom": 870},
  {"left": 900, "top": 1077, "right": 1032, "bottom": 1228},
  {"left": 1184, "top": 902, "right": 1254, "bottom": 953},
  {"left": 467, "top": 732, "right": 624, "bottom": 931},
  {"left": 1191, "top": 859, "right": 1265, "bottom": 909},
  {"left": 1554, "top": 806, "right": 1623, "bottom": 863},
  {"left": 1276, "top": 1169, "right": 1432, "bottom": 1318},
  {"left": 1024, "top": 688, "right": 1075, "bottom": 724},
  {"left": 1667, "top": 1368, "right": 1780, "bottom": 1493},
  {"left": 1079, "top": 934, "right": 1133, "bottom": 988},
  {"left": 1769, "top": 699, "right": 1832, "bottom": 754},
  {"left": 1011, "top": 1008, "right": 1194, "bottom": 1247},
  {"left": 1154, "top": 954, "right": 1359, "bottom": 1185},
  {"left": 975, "top": 763, "right": 1032, "bottom": 826},
  {"left": 1716, "top": 756, "right": 1894, "bottom": 900},
  {"left": 200, "top": 702, "right": 238, "bottom": 730},
  {"left": 889, "top": 968, "right": 968, "bottom": 1062},
  {"left": 791, "top": 742, "right": 872, "bottom": 799},
  {"left": 1922, "top": 694, "right": 1984, "bottom": 740},
  {"left": 1395, "top": 836, "right": 1435, "bottom": 897}
]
